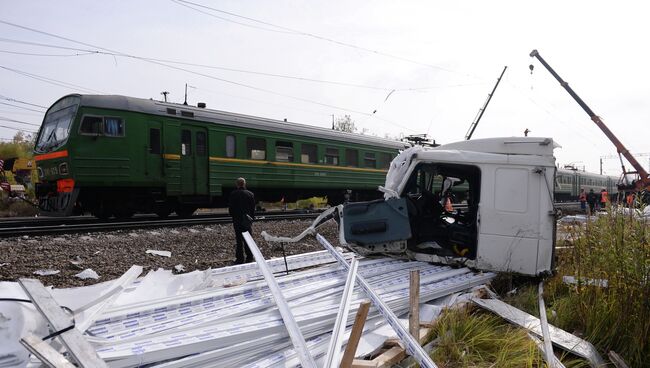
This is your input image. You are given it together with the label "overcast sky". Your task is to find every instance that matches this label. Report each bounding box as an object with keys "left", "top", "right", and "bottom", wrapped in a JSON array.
[{"left": 1, "top": 0, "right": 648, "bottom": 175}]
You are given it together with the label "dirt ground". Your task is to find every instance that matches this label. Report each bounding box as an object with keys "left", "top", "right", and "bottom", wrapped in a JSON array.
[{"left": 0, "top": 219, "right": 341, "bottom": 288}]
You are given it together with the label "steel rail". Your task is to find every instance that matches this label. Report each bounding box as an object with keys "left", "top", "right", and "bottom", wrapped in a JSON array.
[{"left": 0, "top": 212, "right": 320, "bottom": 237}]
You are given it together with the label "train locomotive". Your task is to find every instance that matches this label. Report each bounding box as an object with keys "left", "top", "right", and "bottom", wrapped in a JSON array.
[{"left": 34, "top": 94, "right": 408, "bottom": 218}]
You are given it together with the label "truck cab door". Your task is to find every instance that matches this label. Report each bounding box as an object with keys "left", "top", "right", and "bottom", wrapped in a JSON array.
[{"left": 342, "top": 198, "right": 411, "bottom": 254}]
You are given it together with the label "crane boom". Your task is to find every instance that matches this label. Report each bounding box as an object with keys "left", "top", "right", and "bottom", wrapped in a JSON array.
[{"left": 529, "top": 49, "right": 650, "bottom": 191}]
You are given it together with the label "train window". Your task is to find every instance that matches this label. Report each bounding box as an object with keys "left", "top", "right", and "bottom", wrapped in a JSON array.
[
  {"left": 301, "top": 144, "right": 317, "bottom": 164},
  {"left": 364, "top": 152, "right": 376, "bottom": 168},
  {"left": 325, "top": 147, "right": 339, "bottom": 165},
  {"left": 149, "top": 128, "right": 161, "bottom": 154},
  {"left": 104, "top": 118, "right": 125, "bottom": 137},
  {"left": 247, "top": 137, "right": 266, "bottom": 160},
  {"left": 379, "top": 153, "right": 392, "bottom": 169},
  {"left": 226, "top": 135, "right": 236, "bottom": 158},
  {"left": 181, "top": 129, "right": 192, "bottom": 156},
  {"left": 345, "top": 149, "right": 358, "bottom": 167},
  {"left": 275, "top": 141, "right": 294, "bottom": 162},
  {"left": 196, "top": 131, "right": 206, "bottom": 156},
  {"left": 80, "top": 116, "right": 103, "bottom": 135}
]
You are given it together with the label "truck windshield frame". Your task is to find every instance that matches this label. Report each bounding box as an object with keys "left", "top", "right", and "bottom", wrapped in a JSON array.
[{"left": 35, "top": 96, "right": 80, "bottom": 153}]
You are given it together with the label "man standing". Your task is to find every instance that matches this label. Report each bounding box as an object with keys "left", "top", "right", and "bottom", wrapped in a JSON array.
[
  {"left": 228, "top": 177, "right": 255, "bottom": 264},
  {"left": 586, "top": 188, "right": 597, "bottom": 215},
  {"left": 578, "top": 188, "right": 587, "bottom": 213},
  {"left": 600, "top": 188, "right": 609, "bottom": 210}
]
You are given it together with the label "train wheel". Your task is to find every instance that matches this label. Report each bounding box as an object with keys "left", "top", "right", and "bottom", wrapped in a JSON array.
[
  {"left": 176, "top": 206, "right": 197, "bottom": 218},
  {"left": 155, "top": 206, "right": 172, "bottom": 218},
  {"left": 114, "top": 208, "right": 134, "bottom": 219}
]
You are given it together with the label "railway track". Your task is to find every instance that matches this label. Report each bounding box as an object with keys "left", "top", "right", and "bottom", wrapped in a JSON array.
[
  {"left": 0, "top": 211, "right": 321, "bottom": 237},
  {"left": 0, "top": 202, "right": 580, "bottom": 238}
]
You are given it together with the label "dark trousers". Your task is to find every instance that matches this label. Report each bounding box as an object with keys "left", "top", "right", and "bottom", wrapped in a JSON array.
[{"left": 233, "top": 222, "right": 253, "bottom": 263}]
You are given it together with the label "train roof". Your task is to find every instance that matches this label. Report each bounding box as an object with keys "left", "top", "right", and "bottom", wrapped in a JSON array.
[
  {"left": 556, "top": 167, "right": 618, "bottom": 179},
  {"left": 61, "top": 94, "right": 409, "bottom": 150}
]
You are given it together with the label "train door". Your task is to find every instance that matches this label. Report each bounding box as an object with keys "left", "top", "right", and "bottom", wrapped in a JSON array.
[
  {"left": 180, "top": 126, "right": 209, "bottom": 196},
  {"left": 145, "top": 121, "right": 163, "bottom": 179}
]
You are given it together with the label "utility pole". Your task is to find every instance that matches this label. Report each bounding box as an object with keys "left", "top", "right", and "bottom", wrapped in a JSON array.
[
  {"left": 465, "top": 66, "right": 507, "bottom": 140},
  {"left": 161, "top": 91, "right": 170, "bottom": 102},
  {"left": 183, "top": 83, "right": 188, "bottom": 105}
]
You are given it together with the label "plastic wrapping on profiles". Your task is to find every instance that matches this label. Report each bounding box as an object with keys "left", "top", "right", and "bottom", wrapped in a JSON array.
[
  {"left": 92, "top": 260, "right": 493, "bottom": 367},
  {"left": 243, "top": 231, "right": 317, "bottom": 368},
  {"left": 316, "top": 233, "right": 439, "bottom": 368}
]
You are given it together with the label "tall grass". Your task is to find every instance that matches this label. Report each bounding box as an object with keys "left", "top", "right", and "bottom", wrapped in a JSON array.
[
  {"left": 428, "top": 308, "right": 543, "bottom": 367},
  {"left": 549, "top": 204, "right": 650, "bottom": 367}
]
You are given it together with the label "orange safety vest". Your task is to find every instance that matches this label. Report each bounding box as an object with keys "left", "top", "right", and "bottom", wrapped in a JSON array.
[
  {"left": 601, "top": 191, "right": 609, "bottom": 203},
  {"left": 627, "top": 193, "right": 634, "bottom": 205},
  {"left": 579, "top": 192, "right": 586, "bottom": 202}
]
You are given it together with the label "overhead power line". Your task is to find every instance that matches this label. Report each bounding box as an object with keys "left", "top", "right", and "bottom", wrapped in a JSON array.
[
  {"left": 0, "top": 65, "right": 104, "bottom": 94},
  {"left": 0, "top": 49, "right": 98, "bottom": 57},
  {"left": 172, "top": 0, "right": 476, "bottom": 77},
  {"left": 0, "top": 95, "right": 48, "bottom": 109},
  {"left": 0, "top": 19, "right": 415, "bottom": 131},
  {"left": 0, "top": 101, "right": 45, "bottom": 112},
  {"left": 0, "top": 124, "right": 37, "bottom": 133},
  {"left": 0, "top": 116, "right": 40, "bottom": 127}
]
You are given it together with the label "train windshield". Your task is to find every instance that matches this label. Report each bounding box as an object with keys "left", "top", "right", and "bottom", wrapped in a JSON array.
[{"left": 35, "top": 96, "right": 80, "bottom": 153}]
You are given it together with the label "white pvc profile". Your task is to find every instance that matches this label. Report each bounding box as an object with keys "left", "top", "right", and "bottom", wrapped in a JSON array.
[
  {"left": 316, "top": 233, "right": 439, "bottom": 368},
  {"left": 323, "top": 257, "right": 358, "bottom": 368},
  {"left": 243, "top": 231, "right": 317, "bottom": 368},
  {"left": 538, "top": 281, "right": 557, "bottom": 368}
]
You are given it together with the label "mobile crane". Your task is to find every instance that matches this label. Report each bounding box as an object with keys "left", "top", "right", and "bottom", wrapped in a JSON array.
[{"left": 530, "top": 49, "right": 650, "bottom": 194}]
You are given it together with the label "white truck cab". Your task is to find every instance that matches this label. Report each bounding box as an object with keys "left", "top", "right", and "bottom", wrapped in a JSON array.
[{"left": 342, "top": 137, "right": 558, "bottom": 276}]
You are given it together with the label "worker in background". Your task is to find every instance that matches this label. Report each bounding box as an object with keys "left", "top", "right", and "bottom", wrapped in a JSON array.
[
  {"left": 228, "top": 177, "right": 256, "bottom": 264},
  {"left": 626, "top": 192, "right": 635, "bottom": 208},
  {"left": 600, "top": 188, "right": 609, "bottom": 210},
  {"left": 586, "top": 189, "right": 597, "bottom": 215},
  {"left": 578, "top": 188, "right": 587, "bottom": 213}
]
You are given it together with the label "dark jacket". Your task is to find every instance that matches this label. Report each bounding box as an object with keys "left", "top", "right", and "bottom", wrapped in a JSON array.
[
  {"left": 586, "top": 191, "right": 598, "bottom": 205},
  {"left": 228, "top": 188, "right": 255, "bottom": 224}
]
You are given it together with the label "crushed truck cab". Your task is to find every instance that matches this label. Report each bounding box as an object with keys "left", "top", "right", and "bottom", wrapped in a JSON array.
[{"left": 342, "top": 137, "right": 558, "bottom": 276}]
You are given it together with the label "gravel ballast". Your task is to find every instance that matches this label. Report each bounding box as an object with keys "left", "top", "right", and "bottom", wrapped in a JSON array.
[{"left": 0, "top": 219, "right": 341, "bottom": 288}]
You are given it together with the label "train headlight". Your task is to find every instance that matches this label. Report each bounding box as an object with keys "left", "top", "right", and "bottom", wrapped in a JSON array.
[
  {"left": 56, "top": 178, "right": 75, "bottom": 193},
  {"left": 59, "top": 162, "right": 69, "bottom": 175}
]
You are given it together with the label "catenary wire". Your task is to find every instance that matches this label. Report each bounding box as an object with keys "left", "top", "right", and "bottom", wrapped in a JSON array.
[
  {"left": 0, "top": 116, "right": 40, "bottom": 126},
  {"left": 172, "top": 0, "right": 482, "bottom": 79},
  {"left": 0, "top": 65, "right": 104, "bottom": 94},
  {"left": 0, "top": 19, "right": 415, "bottom": 132},
  {"left": 0, "top": 95, "right": 48, "bottom": 109}
]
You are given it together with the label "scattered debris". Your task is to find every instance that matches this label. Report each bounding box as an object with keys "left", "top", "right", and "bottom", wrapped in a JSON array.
[
  {"left": 188, "top": 228, "right": 199, "bottom": 233},
  {"left": 128, "top": 232, "right": 139, "bottom": 238},
  {"left": 145, "top": 249, "right": 171, "bottom": 257},
  {"left": 0, "top": 262, "right": 9, "bottom": 268},
  {"left": 148, "top": 231, "right": 161, "bottom": 236},
  {"left": 80, "top": 236, "right": 93, "bottom": 241},
  {"left": 472, "top": 297, "right": 605, "bottom": 367},
  {"left": 174, "top": 264, "right": 185, "bottom": 273},
  {"left": 74, "top": 268, "right": 100, "bottom": 280},
  {"left": 562, "top": 275, "right": 608, "bottom": 288},
  {"left": 32, "top": 269, "right": 60, "bottom": 276},
  {"left": 170, "top": 230, "right": 180, "bottom": 234}
]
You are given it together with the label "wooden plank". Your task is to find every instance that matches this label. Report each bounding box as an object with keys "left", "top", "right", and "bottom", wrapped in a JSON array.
[
  {"left": 340, "top": 301, "right": 371, "bottom": 368},
  {"left": 409, "top": 270, "right": 420, "bottom": 339},
  {"left": 375, "top": 346, "right": 407, "bottom": 368},
  {"left": 19, "top": 278, "right": 109, "bottom": 368},
  {"left": 20, "top": 334, "right": 76, "bottom": 368},
  {"left": 350, "top": 360, "right": 377, "bottom": 368}
]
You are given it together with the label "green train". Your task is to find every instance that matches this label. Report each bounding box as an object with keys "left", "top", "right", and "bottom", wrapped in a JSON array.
[
  {"left": 554, "top": 167, "right": 618, "bottom": 201},
  {"left": 34, "top": 94, "right": 408, "bottom": 218}
]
